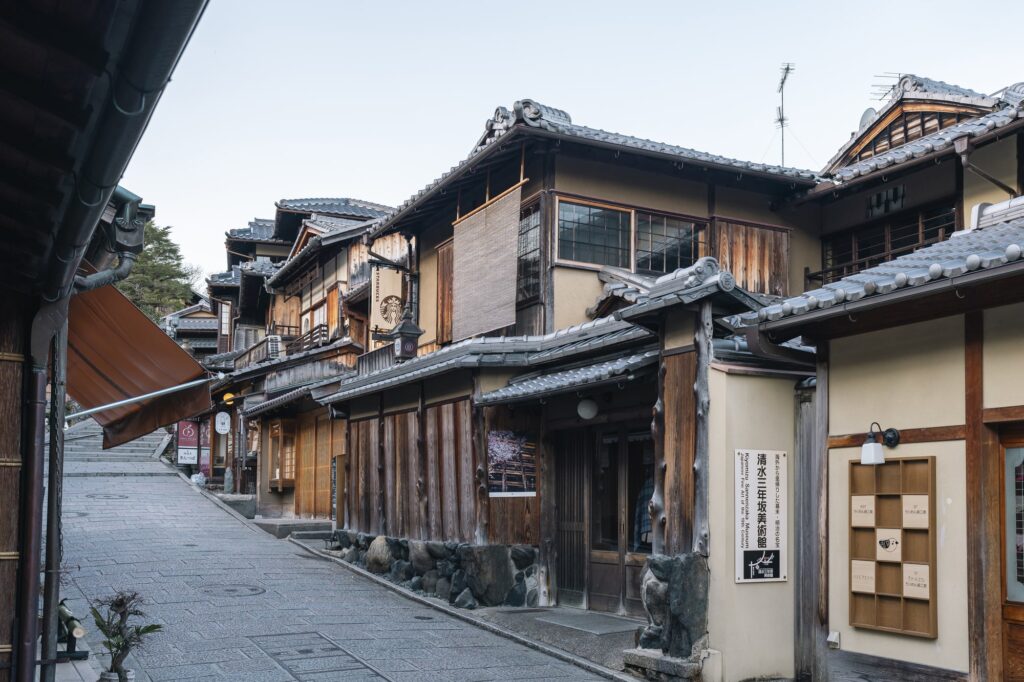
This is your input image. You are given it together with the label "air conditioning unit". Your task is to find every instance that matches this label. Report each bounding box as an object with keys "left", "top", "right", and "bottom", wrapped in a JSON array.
[{"left": 266, "top": 335, "right": 284, "bottom": 359}]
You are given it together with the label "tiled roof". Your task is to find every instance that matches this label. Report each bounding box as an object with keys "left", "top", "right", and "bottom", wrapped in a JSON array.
[
  {"left": 829, "top": 104, "right": 1023, "bottom": 184},
  {"left": 207, "top": 266, "right": 240, "bottom": 287},
  {"left": 476, "top": 349, "right": 659, "bottom": 405},
  {"left": 317, "top": 316, "right": 652, "bottom": 404},
  {"left": 172, "top": 317, "right": 218, "bottom": 331},
  {"left": 615, "top": 257, "right": 768, "bottom": 321},
  {"left": 185, "top": 338, "right": 218, "bottom": 349},
  {"left": 587, "top": 267, "right": 656, "bottom": 318},
  {"left": 895, "top": 74, "right": 994, "bottom": 103},
  {"left": 227, "top": 218, "right": 279, "bottom": 242},
  {"left": 745, "top": 213, "right": 1024, "bottom": 327},
  {"left": 203, "top": 348, "right": 244, "bottom": 371},
  {"left": 277, "top": 197, "right": 392, "bottom": 220},
  {"left": 239, "top": 259, "right": 280, "bottom": 276},
  {"left": 373, "top": 98, "right": 819, "bottom": 237},
  {"left": 242, "top": 376, "right": 346, "bottom": 418}
]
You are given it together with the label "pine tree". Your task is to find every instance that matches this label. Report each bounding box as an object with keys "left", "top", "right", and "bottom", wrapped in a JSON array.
[{"left": 117, "top": 222, "right": 199, "bottom": 321}]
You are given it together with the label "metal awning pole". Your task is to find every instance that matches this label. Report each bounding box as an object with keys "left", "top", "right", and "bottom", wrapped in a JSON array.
[{"left": 65, "top": 374, "right": 221, "bottom": 422}]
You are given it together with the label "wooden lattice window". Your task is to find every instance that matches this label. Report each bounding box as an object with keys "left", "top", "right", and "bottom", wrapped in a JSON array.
[
  {"left": 436, "top": 240, "right": 453, "bottom": 345},
  {"left": 517, "top": 202, "right": 541, "bottom": 303},
  {"left": 267, "top": 418, "right": 295, "bottom": 491},
  {"left": 817, "top": 204, "right": 957, "bottom": 284}
]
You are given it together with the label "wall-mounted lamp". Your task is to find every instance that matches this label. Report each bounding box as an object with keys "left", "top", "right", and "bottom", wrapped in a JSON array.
[
  {"left": 861, "top": 422, "right": 900, "bottom": 465},
  {"left": 577, "top": 398, "right": 599, "bottom": 420},
  {"left": 222, "top": 392, "right": 235, "bottom": 407}
]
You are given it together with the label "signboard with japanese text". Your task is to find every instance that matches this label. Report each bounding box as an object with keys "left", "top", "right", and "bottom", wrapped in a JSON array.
[
  {"left": 735, "top": 449, "right": 787, "bottom": 583},
  {"left": 215, "top": 411, "right": 231, "bottom": 435},
  {"left": 176, "top": 420, "right": 199, "bottom": 464},
  {"left": 199, "top": 420, "right": 211, "bottom": 476}
]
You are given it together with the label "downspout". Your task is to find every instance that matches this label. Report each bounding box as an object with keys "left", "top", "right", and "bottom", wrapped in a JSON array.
[{"left": 15, "top": 300, "right": 68, "bottom": 682}]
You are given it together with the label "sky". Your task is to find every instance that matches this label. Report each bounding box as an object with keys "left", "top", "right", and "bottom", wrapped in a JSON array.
[{"left": 121, "top": 0, "right": 1024, "bottom": 278}]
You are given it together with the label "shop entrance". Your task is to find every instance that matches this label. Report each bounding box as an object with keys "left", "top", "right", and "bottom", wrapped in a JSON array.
[
  {"left": 1001, "top": 429, "right": 1024, "bottom": 678},
  {"left": 554, "top": 426, "right": 653, "bottom": 617}
]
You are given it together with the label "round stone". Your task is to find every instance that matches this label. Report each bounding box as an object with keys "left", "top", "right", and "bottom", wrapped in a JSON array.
[
  {"left": 966, "top": 254, "right": 981, "bottom": 271},
  {"left": 1007, "top": 244, "right": 1022, "bottom": 261},
  {"left": 928, "top": 263, "right": 943, "bottom": 279},
  {"left": 894, "top": 272, "right": 908, "bottom": 287}
]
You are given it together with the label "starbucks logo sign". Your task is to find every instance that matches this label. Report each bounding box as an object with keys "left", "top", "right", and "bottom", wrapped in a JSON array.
[{"left": 380, "top": 295, "right": 402, "bottom": 326}]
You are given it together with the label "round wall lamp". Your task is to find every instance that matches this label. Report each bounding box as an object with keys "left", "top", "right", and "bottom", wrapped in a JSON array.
[
  {"left": 861, "top": 422, "right": 900, "bottom": 465},
  {"left": 577, "top": 398, "right": 599, "bottom": 420}
]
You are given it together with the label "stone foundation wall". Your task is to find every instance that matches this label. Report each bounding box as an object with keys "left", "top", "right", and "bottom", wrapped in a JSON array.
[{"left": 327, "top": 530, "right": 540, "bottom": 610}]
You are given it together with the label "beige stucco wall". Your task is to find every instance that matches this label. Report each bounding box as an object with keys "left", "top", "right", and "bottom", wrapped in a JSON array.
[
  {"left": 829, "top": 316, "right": 965, "bottom": 435},
  {"left": 963, "top": 136, "right": 1019, "bottom": 213},
  {"left": 787, "top": 225, "right": 819, "bottom": 298},
  {"left": 552, "top": 266, "right": 604, "bottom": 329},
  {"left": 555, "top": 155, "right": 708, "bottom": 217},
  {"left": 828, "top": 442, "right": 969, "bottom": 672},
  {"left": 663, "top": 312, "right": 695, "bottom": 350},
  {"left": 983, "top": 302, "right": 1024, "bottom": 409},
  {"left": 707, "top": 368, "right": 796, "bottom": 682},
  {"left": 418, "top": 247, "right": 439, "bottom": 346}
]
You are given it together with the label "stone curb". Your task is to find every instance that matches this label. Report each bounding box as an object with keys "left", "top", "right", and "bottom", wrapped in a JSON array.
[{"left": 288, "top": 537, "right": 638, "bottom": 682}]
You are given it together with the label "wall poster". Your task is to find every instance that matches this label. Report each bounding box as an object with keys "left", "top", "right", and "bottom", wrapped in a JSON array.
[
  {"left": 735, "top": 449, "right": 787, "bottom": 583},
  {"left": 487, "top": 430, "right": 537, "bottom": 497}
]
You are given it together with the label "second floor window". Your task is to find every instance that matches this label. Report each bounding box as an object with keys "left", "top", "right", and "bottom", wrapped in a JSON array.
[
  {"left": 557, "top": 198, "right": 707, "bottom": 275},
  {"left": 517, "top": 203, "right": 541, "bottom": 303},
  {"left": 818, "top": 203, "right": 957, "bottom": 283}
]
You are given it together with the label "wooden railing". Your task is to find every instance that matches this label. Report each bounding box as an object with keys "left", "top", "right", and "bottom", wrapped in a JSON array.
[
  {"left": 270, "top": 322, "right": 300, "bottom": 337},
  {"left": 286, "top": 324, "right": 329, "bottom": 354},
  {"left": 235, "top": 336, "right": 275, "bottom": 369}
]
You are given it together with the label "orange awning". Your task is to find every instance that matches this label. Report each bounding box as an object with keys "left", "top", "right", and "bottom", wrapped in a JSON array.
[{"left": 67, "top": 285, "right": 212, "bottom": 448}]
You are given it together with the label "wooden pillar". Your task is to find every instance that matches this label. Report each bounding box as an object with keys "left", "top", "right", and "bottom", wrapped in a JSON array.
[
  {"left": 416, "top": 384, "right": 429, "bottom": 540},
  {"left": 813, "top": 344, "right": 831, "bottom": 679},
  {"left": 537, "top": 417, "right": 557, "bottom": 606},
  {"left": 692, "top": 301, "right": 712, "bottom": 556},
  {"left": 649, "top": 346, "right": 667, "bottom": 555},
  {"left": 793, "top": 381, "right": 818, "bottom": 681},
  {"left": 473, "top": 403, "right": 489, "bottom": 545}
]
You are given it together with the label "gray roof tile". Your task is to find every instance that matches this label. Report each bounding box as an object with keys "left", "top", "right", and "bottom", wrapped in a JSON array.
[
  {"left": 277, "top": 197, "right": 392, "bottom": 220},
  {"left": 228, "top": 218, "right": 278, "bottom": 242},
  {"left": 745, "top": 216, "right": 1024, "bottom": 327},
  {"left": 476, "top": 349, "right": 659, "bottom": 405},
  {"left": 207, "top": 266, "right": 240, "bottom": 287}
]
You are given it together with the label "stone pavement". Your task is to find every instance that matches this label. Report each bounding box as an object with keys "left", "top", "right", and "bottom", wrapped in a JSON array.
[{"left": 60, "top": 470, "right": 604, "bottom": 681}]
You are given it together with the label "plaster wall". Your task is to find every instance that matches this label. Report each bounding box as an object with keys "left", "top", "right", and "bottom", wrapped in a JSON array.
[
  {"left": 983, "top": 302, "right": 1024, "bottom": 409},
  {"left": 552, "top": 266, "right": 604, "bottom": 330},
  {"left": 417, "top": 240, "right": 439, "bottom": 347},
  {"left": 663, "top": 313, "right": 695, "bottom": 351},
  {"left": 829, "top": 316, "right": 965, "bottom": 435},
  {"left": 707, "top": 368, "right": 795, "bottom": 682},
  {"left": 963, "top": 136, "right": 1019, "bottom": 213},
  {"left": 554, "top": 155, "right": 707, "bottom": 217},
  {"left": 827, "top": 442, "right": 969, "bottom": 672}
]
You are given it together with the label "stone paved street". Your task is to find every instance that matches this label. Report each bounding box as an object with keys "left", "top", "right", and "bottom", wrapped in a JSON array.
[{"left": 61, "top": 468, "right": 602, "bottom": 681}]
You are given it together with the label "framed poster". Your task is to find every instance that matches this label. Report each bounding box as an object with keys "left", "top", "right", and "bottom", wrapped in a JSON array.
[
  {"left": 176, "top": 420, "right": 198, "bottom": 465},
  {"left": 487, "top": 430, "right": 537, "bottom": 497},
  {"left": 735, "top": 449, "right": 787, "bottom": 583}
]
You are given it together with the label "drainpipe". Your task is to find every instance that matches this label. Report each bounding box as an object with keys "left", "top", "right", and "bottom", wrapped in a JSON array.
[
  {"left": 73, "top": 251, "right": 138, "bottom": 292},
  {"left": 16, "top": 300, "right": 68, "bottom": 682}
]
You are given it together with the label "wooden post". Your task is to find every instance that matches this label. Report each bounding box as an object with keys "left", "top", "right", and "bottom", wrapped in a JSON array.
[
  {"left": 416, "top": 383, "right": 429, "bottom": 540},
  {"left": 812, "top": 344, "right": 830, "bottom": 679},
  {"left": 537, "top": 417, "right": 557, "bottom": 605},
  {"left": 377, "top": 396, "right": 385, "bottom": 535},
  {"left": 473, "top": 403, "right": 489, "bottom": 545},
  {"left": 649, "top": 349, "right": 667, "bottom": 556},
  {"left": 692, "top": 301, "right": 712, "bottom": 556},
  {"left": 793, "top": 381, "right": 817, "bottom": 680}
]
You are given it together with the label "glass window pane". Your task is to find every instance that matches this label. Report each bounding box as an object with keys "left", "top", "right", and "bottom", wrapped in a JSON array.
[
  {"left": 635, "top": 211, "right": 705, "bottom": 274},
  {"left": 1007, "top": 447, "right": 1024, "bottom": 602},
  {"left": 558, "top": 201, "right": 629, "bottom": 267},
  {"left": 628, "top": 432, "right": 654, "bottom": 553}
]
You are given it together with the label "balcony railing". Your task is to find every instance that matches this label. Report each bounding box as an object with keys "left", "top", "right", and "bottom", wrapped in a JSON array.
[
  {"left": 270, "top": 322, "right": 300, "bottom": 338},
  {"left": 286, "top": 324, "right": 329, "bottom": 355},
  {"left": 235, "top": 335, "right": 282, "bottom": 369}
]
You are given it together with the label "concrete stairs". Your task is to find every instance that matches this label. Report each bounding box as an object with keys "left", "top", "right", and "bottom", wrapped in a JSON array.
[{"left": 59, "top": 419, "right": 169, "bottom": 462}]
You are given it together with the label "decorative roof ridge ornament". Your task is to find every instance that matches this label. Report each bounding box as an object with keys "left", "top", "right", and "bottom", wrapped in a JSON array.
[{"left": 651, "top": 256, "right": 721, "bottom": 290}]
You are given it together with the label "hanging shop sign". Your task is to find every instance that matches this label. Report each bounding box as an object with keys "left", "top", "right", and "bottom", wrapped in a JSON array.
[
  {"left": 487, "top": 430, "right": 537, "bottom": 497},
  {"left": 215, "top": 411, "right": 231, "bottom": 435},
  {"left": 735, "top": 449, "right": 787, "bottom": 583},
  {"left": 176, "top": 420, "right": 199, "bottom": 465}
]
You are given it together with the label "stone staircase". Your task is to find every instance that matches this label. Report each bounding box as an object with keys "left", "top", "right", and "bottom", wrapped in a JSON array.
[{"left": 60, "top": 419, "right": 169, "bottom": 462}]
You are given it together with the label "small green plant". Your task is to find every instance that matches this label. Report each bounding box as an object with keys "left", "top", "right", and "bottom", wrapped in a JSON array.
[{"left": 89, "top": 591, "right": 162, "bottom": 682}]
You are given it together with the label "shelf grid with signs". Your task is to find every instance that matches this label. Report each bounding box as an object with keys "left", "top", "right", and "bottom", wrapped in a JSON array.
[{"left": 848, "top": 456, "right": 937, "bottom": 638}]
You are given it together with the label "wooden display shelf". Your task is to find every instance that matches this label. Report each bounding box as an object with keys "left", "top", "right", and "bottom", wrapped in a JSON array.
[{"left": 848, "top": 456, "right": 937, "bottom": 638}]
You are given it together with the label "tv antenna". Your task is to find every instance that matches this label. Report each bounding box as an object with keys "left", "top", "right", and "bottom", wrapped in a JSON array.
[{"left": 776, "top": 63, "right": 795, "bottom": 166}]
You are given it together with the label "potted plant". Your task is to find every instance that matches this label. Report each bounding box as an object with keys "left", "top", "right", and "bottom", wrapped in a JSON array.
[{"left": 89, "top": 591, "right": 162, "bottom": 682}]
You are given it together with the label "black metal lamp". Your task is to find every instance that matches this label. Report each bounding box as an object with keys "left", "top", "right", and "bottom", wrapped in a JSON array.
[
  {"left": 861, "top": 422, "right": 900, "bottom": 465},
  {"left": 391, "top": 305, "right": 423, "bottom": 363}
]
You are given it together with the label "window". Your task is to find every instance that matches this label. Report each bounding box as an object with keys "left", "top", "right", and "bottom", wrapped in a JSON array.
[
  {"left": 436, "top": 240, "right": 453, "bottom": 344},
  {"left": 817, "top": 204, "right": 957, "bottom": 283},
  {"left": 517, "top": 203, "right": 541, "bottom": 303},
  {"left": 636, "top": 212, "right": 705, "bottom": 274},
  {"left": 557, "top": 199, "right": 707, "bottom": 275},
  {"left": 558, "top": 200, "right": 631, "bottom": 268}
]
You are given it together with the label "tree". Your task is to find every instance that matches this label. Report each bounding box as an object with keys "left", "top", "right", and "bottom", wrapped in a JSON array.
[{"left": 117, "top": 222, "right": 199, "bottom": 321}]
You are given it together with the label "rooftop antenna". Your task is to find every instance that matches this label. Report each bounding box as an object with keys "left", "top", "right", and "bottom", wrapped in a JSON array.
[{"left": 776, "top": 63, "right": 795, "bottom": 166}]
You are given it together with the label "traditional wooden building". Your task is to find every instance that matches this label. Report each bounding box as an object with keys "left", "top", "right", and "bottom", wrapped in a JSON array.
[{"left": 162, "top": 298, "right": 218, "bottom": 362}]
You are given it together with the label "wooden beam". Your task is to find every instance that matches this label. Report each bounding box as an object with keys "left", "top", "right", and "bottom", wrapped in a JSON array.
[
  {"left": 827, "top": 649, "right": 966, "bottom": 682},
  {"left": 982, "top": 405, "right": 1024, "bottom": 423},
  {"left": 793, "top": 383, "right": 817, "bottom": 679},
  {"left": 692, "top": 302, "right": 712, "bottom": 556},
  {"left": 827, "top": 424, "right": 966, "bottom": 449},
  {"left": 814, "top": 345, "right": 830, "bottom": 679}
]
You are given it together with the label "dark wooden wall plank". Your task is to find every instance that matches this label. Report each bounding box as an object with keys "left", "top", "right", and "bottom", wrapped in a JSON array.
[
  {"left": 383, "top": 415, "right": 397, "bottom": 535},
  {"left": 440, "top": 402, "right": 460, "bottom": 540},
  {"left": 426, "top": 406, "right": 442, "bottom": 539},
  {"left": 368, "top": 417, "right": 381, "bottom": 533},
  {"left": 456, "top": 400, "right": 475, "bottom": 542},
  {"left": 662, "top": 351, "right": 696, "bottom": 555}
]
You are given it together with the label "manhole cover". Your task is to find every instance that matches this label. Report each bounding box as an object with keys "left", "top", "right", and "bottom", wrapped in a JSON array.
[
  {"left": 413, "top": 615, "right": 433, "bottom": 621},
  {"left": 64, "top": 511, "right": 88, "bottom": 518},
  {"left": 198, "top": 583, "right": 265, "bottom": 597},
  {"left": 183, "top": 543, "right": 198, "bottom": 547},
  {"left": 85, "top": 494, "right": 127, "bottom": 500},
  {"left": 249, "top": 632, "right": 386, "bottom": 679}
]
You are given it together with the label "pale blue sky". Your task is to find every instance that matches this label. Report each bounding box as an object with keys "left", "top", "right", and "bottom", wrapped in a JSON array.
[{"left": 121, "top": 0, "right": 1024, "bottom": 277}]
